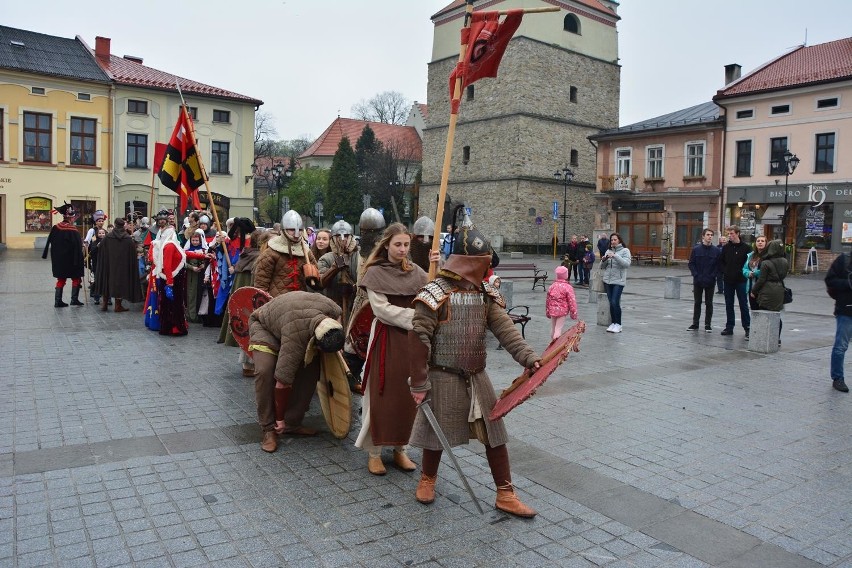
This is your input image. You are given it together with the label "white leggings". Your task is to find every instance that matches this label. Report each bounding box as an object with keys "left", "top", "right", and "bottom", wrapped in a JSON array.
[{"left": 550, "top": 315, "right": 566, "bottom": 340}]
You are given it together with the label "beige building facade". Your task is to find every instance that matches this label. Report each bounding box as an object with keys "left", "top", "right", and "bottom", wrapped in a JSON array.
[
  {"left": 421, "top": 0, "right": 621, "bottom": 250},
  {"left": 590, "top": 102, "right": 725, "bottom": 260}
]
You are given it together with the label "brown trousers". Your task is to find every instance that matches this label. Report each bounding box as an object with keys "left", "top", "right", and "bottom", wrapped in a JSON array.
[{"left": 253, "top": 351, "right": 321, "bottom": 432}]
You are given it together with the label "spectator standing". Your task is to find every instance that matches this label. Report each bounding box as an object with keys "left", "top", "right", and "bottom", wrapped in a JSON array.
[
  {"left": 687, "top": 228, "right": 721, "bottom": 332},
  {"left": 719, "top": 227, "right": 751, "bottom": 338},
  {"left": 825, "top": 251, "right": 852, "bottom": 393},
  {"left": 597, "top": 233, "right": 610, "bottom": 259},
  {"left": 546, "top": 265, "right": 578, "bottom": 340},
  {"left": 601, "top": 233, "right": 631, "bottom": 333},
  {"left": 580, "top": 244, "right": 594, "bottom": 287},
  {"left": 749, "top": 239, "right": 788, "bottom": 346},
  {"left": 743, "top": 236, "right": 768, "bottom": 311},
  {"left": 88, "top": 227, "right": 106, "bottom": 305},
  {"left": 94, "top": 217, "right": 144, "bottom": 312},
  {"left": 565, "top": 235, "right": 581, "bottom": 283},
  {"left": 716, "top": 236, "right": 727, "bottom": 294}
]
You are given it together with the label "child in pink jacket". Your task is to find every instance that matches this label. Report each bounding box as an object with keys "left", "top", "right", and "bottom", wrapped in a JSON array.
[{"left": 546, "top": 265, "right": 578, "bottom": 340}]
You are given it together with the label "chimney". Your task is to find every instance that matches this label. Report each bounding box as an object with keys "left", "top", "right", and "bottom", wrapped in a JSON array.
[
  {"left": 724, "top": 63, "right": 742, "bottom": 85},
  {"left": 95, "top": 36, "right": 110, "bottom": 62}
]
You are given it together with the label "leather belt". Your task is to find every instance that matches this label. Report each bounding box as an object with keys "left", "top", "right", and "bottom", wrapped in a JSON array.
[{"left": 429, "top": 364, "right": 485, "bottom": 378}]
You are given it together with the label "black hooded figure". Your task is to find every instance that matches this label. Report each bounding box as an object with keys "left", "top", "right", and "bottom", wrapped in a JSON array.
[{"left": 42, "top": 202, "right": 85, "bottom": 307}]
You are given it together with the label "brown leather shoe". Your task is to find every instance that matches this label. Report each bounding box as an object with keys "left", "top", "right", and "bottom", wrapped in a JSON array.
[
  {"left": 393, "top": 450, "right": 417, "bottom": 472},
  {"left": 495, "top": 484, "right": 536, "bottom": 518},
  {"left": 242, "top": 366, "right": 256, "bottom": 377},
  {"left": 260, "top": 431, "right": 277, "bottom": 453},
  {"left": 368, "top": 455, "right": 386, "bottom": 476},
  {"left": 114, "top": 298, "right": 128, "bottom": 313},
  {"left": 415, "top": 473, "right": 437, "bottom": 504}
]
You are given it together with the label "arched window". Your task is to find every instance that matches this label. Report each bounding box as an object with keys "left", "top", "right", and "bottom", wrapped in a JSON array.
[{"left": 564, "top": 14, "right": 581, "bottom": 34}]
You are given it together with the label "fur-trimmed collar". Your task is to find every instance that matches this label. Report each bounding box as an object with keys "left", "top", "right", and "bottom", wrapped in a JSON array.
[{"left": 267, "top": 234, "right": 306, "bottom": 256}]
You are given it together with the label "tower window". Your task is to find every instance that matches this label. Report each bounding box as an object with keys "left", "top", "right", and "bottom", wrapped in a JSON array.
[
  {"left": 569, "top": 86, "right": 578, "bottom": 103},
  {"left": 563, "top": 14, "right": 581, "bottom": 34},
  {"left": 462, "top": 146, "right": 470, "bottom": 165},
  {"left": 466, "top": 85, "right": 474, "bottom": 101},
  {"left": 570, "top": 149, "right": 579, "bottom": 167}
]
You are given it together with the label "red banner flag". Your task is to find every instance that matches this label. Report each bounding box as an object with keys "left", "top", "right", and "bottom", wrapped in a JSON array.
[
  {"left": 158, "top": 111, "right": 205, "bottom": 214},
  {"left": 449, "top": 10, "right": 523, "bottom": 114}
]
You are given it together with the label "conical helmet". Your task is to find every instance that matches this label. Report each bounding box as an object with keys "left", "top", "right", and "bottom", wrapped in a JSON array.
[
  {"left": 359, "top": 208, "right": 386, "bottom": 230},
  {"left": 281, "top": 210, "right": 303, "bottom": 231},
  {"left": 452, "top": 208, "right": 491, "bottom": 256},
  {"left": 331, "top": 220, "right": 353, "bottom": 237},
  {"left": 412, "top": 216, "right": 435, "bottom": 243}
]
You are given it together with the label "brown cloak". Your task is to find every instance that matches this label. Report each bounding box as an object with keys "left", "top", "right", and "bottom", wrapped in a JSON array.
[{"left": 95, "top": 228, "right": 144, "bottom": 302}]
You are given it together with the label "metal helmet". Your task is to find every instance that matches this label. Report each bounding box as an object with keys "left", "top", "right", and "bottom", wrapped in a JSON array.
[
  {"left": 281, "top": 209, "right": 303, "bottom": 231},
  {"left": 330, "top": 220, "right": 353, "bottom": 237},
  {"left": 412, "top": 216, "right": 435, "bottom": 243},
  {"left": 358, "top": 208, "right": 386, "bottom": 231}
]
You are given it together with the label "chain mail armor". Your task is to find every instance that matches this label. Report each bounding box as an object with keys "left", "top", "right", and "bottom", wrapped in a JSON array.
[{"left": 431, "top": 290, "right": 488, "bottom": 372}]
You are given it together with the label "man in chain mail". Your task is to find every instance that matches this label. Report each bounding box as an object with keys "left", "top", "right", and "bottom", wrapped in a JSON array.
[
  {"left": 409, "top": 216, "right": 436, "bottom": 273},
  {"left": 318, "top": 219, "right": 359, "bottom": 329},
  {"left": 407, "top": 208, "right": 541, "bottom": 518}
]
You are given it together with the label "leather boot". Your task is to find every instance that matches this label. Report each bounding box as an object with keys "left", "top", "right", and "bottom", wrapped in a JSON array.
[
  {"left": 495, "top": 484, "right": 537, "bottom": 518},
  {"left": 114, "top": 298, "right": 128, "bottom": 313},
  {"left": 368, "top": 455, "right": 386, "bottom": 476},
  {"left": 70, "top": 286, "right": 84, "bottom": 306},
  {"left": 260, "top": 430, "right": 277, "bottom": 453},
  {"left": 415, "top": 473, "right": 437, "bottom": 504},
  {"left": 101, "top": 297, "right": 109, "bottom": 311},
  {"left": 274, "top": 385, "right": 289, "bottom": 434},
  {"left": 55, "top": 288, "right": 68, "bottom": 308},
  {"left": 393, "top": 449, "right": 417, "bottom": 472}
]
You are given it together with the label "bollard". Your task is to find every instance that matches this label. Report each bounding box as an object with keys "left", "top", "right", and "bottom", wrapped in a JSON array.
[
  {"left": 664, "top": 276, "right": 681, "bottom": 299},
  {"left": 597, "top": 293, "right": 612, "bottom": 327},
  {"left": 747, "top": 310, "right": 781, "bottom": 354},
  {"left": 588, "top": 286, "right": 597, "bottom": 304}
]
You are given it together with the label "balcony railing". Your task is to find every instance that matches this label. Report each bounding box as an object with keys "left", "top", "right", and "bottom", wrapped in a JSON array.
[{"left": 599, "top": 175, "right": 638, "bottom": 192}]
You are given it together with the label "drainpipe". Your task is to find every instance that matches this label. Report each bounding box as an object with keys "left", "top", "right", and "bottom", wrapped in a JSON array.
[
  {"left": 107, "top": 84, "right": 114, "bottom": 220},
  {"left": 715, "top": 101, "right": 728, "bottom": 237}
]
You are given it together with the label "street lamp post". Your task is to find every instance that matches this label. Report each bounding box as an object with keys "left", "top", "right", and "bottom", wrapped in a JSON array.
[
  {"left": 769, "top": 150, "right": 800, "bottom": 246},
  {"left": 265, "top": 162, "right": 292, "bottom": 221},
  {"left": 553, "top": 166, "right": 574, "bottom": 254}
]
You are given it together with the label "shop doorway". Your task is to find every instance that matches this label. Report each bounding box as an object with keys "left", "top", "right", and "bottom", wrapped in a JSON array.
[{"left": 616, "top": 212, "right": 662, "bottom": 250}]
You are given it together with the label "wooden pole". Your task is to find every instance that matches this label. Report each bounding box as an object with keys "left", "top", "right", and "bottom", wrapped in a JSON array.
[
  {"left": 174, "top": 86, "right": 232, "bottom": 268},
  {"left": 428, "top": 3, "right": 560, "bottom": 279},
  {"left": 428, "top": 0, "right": 475, "bottom": 279},
  {"left": 149, "top": 168, "right": 156, "bottom": 219}
]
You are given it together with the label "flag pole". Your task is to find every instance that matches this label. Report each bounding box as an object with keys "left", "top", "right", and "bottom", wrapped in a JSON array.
[
  {"left": 175, "top": 82, "right": 232, "bottom": 268},
  {"left": 428, "top": 0, "right": 476, "bottom": 279},
  {"left": 427, "top": 2, "right": 559, "bottom": 279}
]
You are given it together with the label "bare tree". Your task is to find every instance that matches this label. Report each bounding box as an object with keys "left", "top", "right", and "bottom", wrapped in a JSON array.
[
  {"left": 351, "top": 91, "right": 411, "bottom": 125},
  {"left": 254, "top": 111, "right": 278, "bottom": 161},
  {"left": 367, "top": 136, "right": 421, "bottom": 222}
]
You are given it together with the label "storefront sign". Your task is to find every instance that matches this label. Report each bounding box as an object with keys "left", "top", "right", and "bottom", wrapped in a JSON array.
[
  {"left": 24, "top": 197, "right": 52, "bottom": 232},
  {"left": 612, "top": 200, "right": 664, "bottom": 212},
  {"left": 805, "top": 209, "right": 825, "bottom": 237}
]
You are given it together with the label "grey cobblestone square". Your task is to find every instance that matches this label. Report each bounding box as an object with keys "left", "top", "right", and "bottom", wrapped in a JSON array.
[{"left": 3, "top": 251, "right": 851, "bottom": 566}]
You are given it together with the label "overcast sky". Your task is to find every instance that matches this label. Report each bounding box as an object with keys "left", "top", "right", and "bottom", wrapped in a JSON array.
[{"left": 5, "top": 1, "right": 851, "bottom": 141}]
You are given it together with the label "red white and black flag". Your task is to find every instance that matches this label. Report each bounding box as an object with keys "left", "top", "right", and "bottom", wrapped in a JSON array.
[
  {"left": 157, "top": 109, "right": 205, "bottom": 214},
  {"left": 448, "top": 10, "right": 523, "bottom": 113}
]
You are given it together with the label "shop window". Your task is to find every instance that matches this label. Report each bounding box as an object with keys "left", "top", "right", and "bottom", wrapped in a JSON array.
[
  {"left": 795, "top": 203, "right": 832, "bottom": 249},
  {"left": 24, "top": 196, "right": 53, "bottom": 232}
]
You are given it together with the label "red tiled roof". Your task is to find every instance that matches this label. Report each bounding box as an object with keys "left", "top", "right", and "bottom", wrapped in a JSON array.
[
  {"left": 432, "top": 0, "right": 618, "bottom": 21},
  {"left": 98, "top": 54, "right": 263, "bottom": 105},
  {"left": 418, "top": 103, "right": 429, "bottom": 119},
  {"left": 716, "top": 37, "right": 852, "bottom": 99},
  {"left": 299, "top": 118, "right": 422, "bottom": 161}
]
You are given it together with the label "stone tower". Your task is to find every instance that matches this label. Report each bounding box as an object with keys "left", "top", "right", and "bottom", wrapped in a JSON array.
[{"left": 421, "top": 0, "right": 620, "bottom": 250}]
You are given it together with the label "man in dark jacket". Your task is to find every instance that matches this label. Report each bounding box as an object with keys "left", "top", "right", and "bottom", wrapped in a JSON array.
[
  {"left": 597, "top": 233, "right": 610, "bottom": 259},
  {"left": 719, "top": 226, "right": 752, "bottom": 337},
  {"left": 42, "top": 203, "right": 85, "bottom": 307},
  {"left": 566, "top": 235, "right": 581, "bottom": 283},
  {"left": 825, "top": 252, "right": 852, "bottom": 393},
  {"left": 687, "top": 228, "right": 720, "bottom": 332}
]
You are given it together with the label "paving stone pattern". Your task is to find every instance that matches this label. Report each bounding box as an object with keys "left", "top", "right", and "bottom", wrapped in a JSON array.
[{"left": 1, "top": 249, "right": 850, "bottom": 567}]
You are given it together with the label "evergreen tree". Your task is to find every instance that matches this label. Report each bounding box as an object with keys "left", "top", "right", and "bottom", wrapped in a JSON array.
[{"left": 325, "top": 137, "right": 362, "bottom": 224}]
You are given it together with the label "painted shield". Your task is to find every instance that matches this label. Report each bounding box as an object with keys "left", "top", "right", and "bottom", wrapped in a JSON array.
[
  {"left": 489, "top": 320, "right": 586, "bottom": 421},
  {"left": 347, "top": 302, "right": 375, "bottom": 359},
  {"left": 318, "top": 352, "right": 352, "bottom": 439},
  {"left": 227, "top": 286, "right": 272, "bottom": 355}
]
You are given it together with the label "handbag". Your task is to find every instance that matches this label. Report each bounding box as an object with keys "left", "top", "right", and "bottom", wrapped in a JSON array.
[
  {"left": 591, "top": 267, "right": 606, "bottom": 293},
  {"left": 783, "top": 286, "right": 793, "bottom": 304}
]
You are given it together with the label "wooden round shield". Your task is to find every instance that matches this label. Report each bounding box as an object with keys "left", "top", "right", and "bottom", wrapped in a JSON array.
[
  {"left": 318, "top": 352, "right": 352, "bottom": 438},
  {"left": 227, "top": 286, "right": 272, "bottom": 355},
  {"left": 489, "top": 320, "right": 586, "bottom": 421}
]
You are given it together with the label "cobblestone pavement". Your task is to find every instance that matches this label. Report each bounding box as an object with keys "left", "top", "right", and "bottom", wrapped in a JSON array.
[{"left": 1, "top": 249, "right": 850, "bottom": 567}]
